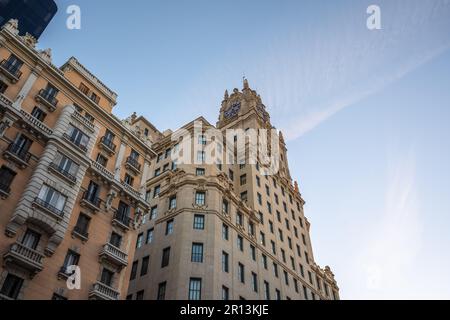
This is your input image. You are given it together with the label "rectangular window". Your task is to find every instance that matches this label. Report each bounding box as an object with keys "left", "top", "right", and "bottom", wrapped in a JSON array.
[
  {"left": 74, "top": 213, "right": 90, "bottom": 237},
  {"left": 0, "top": 80, "right": 8, "bottom": 94},
  {"left": 275, "top": 289, "right": 281, "bottom": 300},
  {"left": 240, "top": 191, "right": 248, "bottom": 202},
  {"left": 157, "top": 282, "right": 166, "bottom": 300},
  {"left": 238, "top": 263, "right": 245, "bottom": 283},
  {"left": 79, "top": 83, "right": 90, "bottom": 95},
  {"left": 90, "top": 92, "right": 100, "bottom": 104},
  {"left": 303, "top": 286, "right": 309, "bottom": 300},
  {"left": 31, "top": 106, "right": 47, "bottom": 121},
  {"left": 161, "top": 247, "right": 170, "bottom": 268},
  {"left": 251, "top": 272, "right": 258, "bottom": 292},
  {"left": 0, "top": 274, "right": 24, "bottom": 300},
  {"left": 169, "top": 196, "right": 177, "bottom": 210},
  {"left": 222, "top": 251, "right": 229, "bottom": 272},
  {"left": 222, "top": 224, "right": 229, "bottom": 240},
  {"left": 248, "top": 222, "right": 255, "bottom": 236},
  {"left": 228, "top": 169, "right": 234, "bottom": 181},
  {"left": 188, "top": 278, "right": 202, "bottom": 300},
  {"left": 153, "top": 185, "right": 161, "bottom": 198},
  {"left": 136, "top": 233, "right": 144, "bottom": 249},
  {"left": 284, "top": 271, "right": 289, "bottom": 286},
  {"left": 154, "top": 168, "right": 161, "bottom": 177},
  {"left": 265, "top": 185, "right": 270, "bottom": 196},
  {"left": 195, "top": 191, "right": 205, "bottom": 206},
  {"left": 62, "top": 250, "right": 80, "bottom": 271},
  {"left": 150, "top": 206, "right": 158, "bottom": 220},
  {"left": 136, "top": 290, "right": 144, "bottom": 300},
  {"left": 260, "top": 232, "right": 266, "bottom": 246},
  {"left": 197, "top": 151, "right": 205, "bottom": 163},
  {"left": 0, "top": 166, "right": 16, "bottom": 193},
  {"left": 273, "top": 263, "right": 279, "bottom": 278},
  {"left": 222, "top": 286, "right": 229, "bottom": 300},
  {"left": 37, "top": 184, "right": 67, "bottom": 214},
  {"left": 236, "top": 212, "right": 243, "bottom": 226},
  {"left": 237, "top": 235, "right": 244, "bottom": 251},
  {"left": 264, "top": 281, "right": 270, "bottom": 300},
  {"left": 256, "top": 176, "right": 261, "bottom": 187},
  {"left": 124, "top": 173, "right": 134, "bottom": 186},
  {"left": 141, "top": 256, "right": 150, "bottom": 276},
  {"left": 191, "top": 243, "right": 204, "bottom": 263},
  {"left": 110, "top": 232, "right": 122, "bottom": 248},
  {"left": 267, "top": 202, "right": 272, "bottom": 214},
  {"left": 198, "top": 135, "right": 207, "bottom": 145},
  {"left": 165, "top": 219, "right": 174, "bottom": 235},
  {"left": 193, "top": 214, "right": 205, "bottom": 230},
  {"left": 22, "top": 229, "right": 41, "bottom": 250},
  {"left": 257, "top": 193, "right": 262, "bottom": 205},
  {"left": 67, "top": 125, "right": 89, "bottom": 151},
  {"left": 240, "top": 174, "right": 247, "bottom": 185},
  {"left": 130, "top": 261, "right": 138, "bottom": 280},
  {"left": 250, "top": 245, "right": 256, "bottom": 261},
  {"left": 222, "top": 199, "right": 229, "bottom": 214},
  {"left": 96, "top": 154, "right": 108, "bottom": 167},
  {"left": 101, "top": 268, "right": 114, "bottom": 287},
  {"left": 261, "top": 255, "right": 268, "bottom": 270},
  {"left": 146, "top": 228, "right": 154, "bottom": 244},
  {"left": 196, "top": 168, "right": 205, "bottom": 176}
]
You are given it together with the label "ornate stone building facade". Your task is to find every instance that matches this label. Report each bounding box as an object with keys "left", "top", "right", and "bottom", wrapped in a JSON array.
[
  {"left": 0, "top": 20, "right": 155, "bottom": 300},
  {"left": 0, "top": 19, "right": 339, "bottom": 301},
  {"left": 127, "top": 80, "right": 340, "bottom": 300}
]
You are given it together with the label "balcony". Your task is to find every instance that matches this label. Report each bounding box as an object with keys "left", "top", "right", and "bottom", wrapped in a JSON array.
[
  {"left": 0, "top": 181, "right": 11, "bottom": 199},
  {"left": 3, "top": 242, "right": 44, "bottom": 277},
  {"left": 35, "top": 89, "right": 58, "bottom": 112},
  {"left": 125, "top": 156, "right": 141, "bottom": 174},
  {"left": 71, "top": 111, "right": 95, "bottom": 132},
  {"left": 98, "top": 137, "right": 116, "bottom": 155},
  {"left": 48, "top": 162, "right": 77, "bottom": 184},
  {"left": 80, "top": 191, "right": 102, "bottom": 213},
  {"left": 0, "top": 59, "right": 22, "bottom": 83},
  {"left": 2, "top": 143, "right": 31, "bottom": 168},
  {"left": 63, "top": 133, "right": 88, "bottom": 153},
  {"left": 19, "top": 110, "right": 53, "bottom": 137},
  {"left": 89, "top": 281, "right": 120, "bottom": 300},
  {"left": 112, "top": 211, "right": 132, "bottom": 231},
  {"left": 99, "top": 243, "right": 128, "bottom": 269},
  {"left": 33, "top": 197, "right": 65, "bottom": 220}
]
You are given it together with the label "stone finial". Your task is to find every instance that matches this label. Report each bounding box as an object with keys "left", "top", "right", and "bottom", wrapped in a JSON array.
[
  {"left": 294, "top": 181, "right": 300, "bottom": 193},
  {"left": 279, "top": 130, "right": 285, "bottom": 144},
  {"left": 224, "top": 90, "right": 229, "bottom": 100},
  {"left": 243, "top": 77, "right": 249, "bottom": 90},
  {"left": 131, "top": 112, "right": 137, "bottom": 123},
  {"left": 39, "top": 48, "right": 52, "bottom": 63},
  {"left": 3, "top": 19, "right": 19, "bottom": 35},
  {"left": 22, "top": 33, "right": 37, "bottom": 48}
]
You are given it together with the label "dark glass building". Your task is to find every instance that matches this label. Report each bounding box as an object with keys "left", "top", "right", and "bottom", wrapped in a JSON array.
[{"left": 0, "top": 0, "right": 57, "bottom": 39}]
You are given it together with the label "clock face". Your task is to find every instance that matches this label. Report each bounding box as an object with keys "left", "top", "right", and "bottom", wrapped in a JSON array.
[{"left": 224, "top": 102, "right": 241, "bottom": 119}]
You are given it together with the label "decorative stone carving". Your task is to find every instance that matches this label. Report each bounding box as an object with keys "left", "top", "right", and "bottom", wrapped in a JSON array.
[
  {"left": 22, "top": 33, "right": 37, "bottom": 48},
  {"left": 2, "top": 19, "right": 19, "bottom": 35},
  {"left": 39, "top": 48, "right": 53, "bottom": 64}
]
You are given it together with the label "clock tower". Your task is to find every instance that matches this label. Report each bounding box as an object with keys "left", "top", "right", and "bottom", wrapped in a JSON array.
[{"left": 217, "top": 78, "right": 271, "bottom": 130}]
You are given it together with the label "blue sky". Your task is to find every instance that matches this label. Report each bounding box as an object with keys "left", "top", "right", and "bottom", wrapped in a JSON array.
[{"left": 39, "top": 0, "right": 450, "bottom": 299}]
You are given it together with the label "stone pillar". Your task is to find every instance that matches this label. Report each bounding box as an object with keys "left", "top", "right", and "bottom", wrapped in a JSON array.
[
  {"left": 114, "top": 142, "right": 127, "bottom": 180},
  {"left": 12, "top": 70, "right": 39, "bottom": 110}
]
